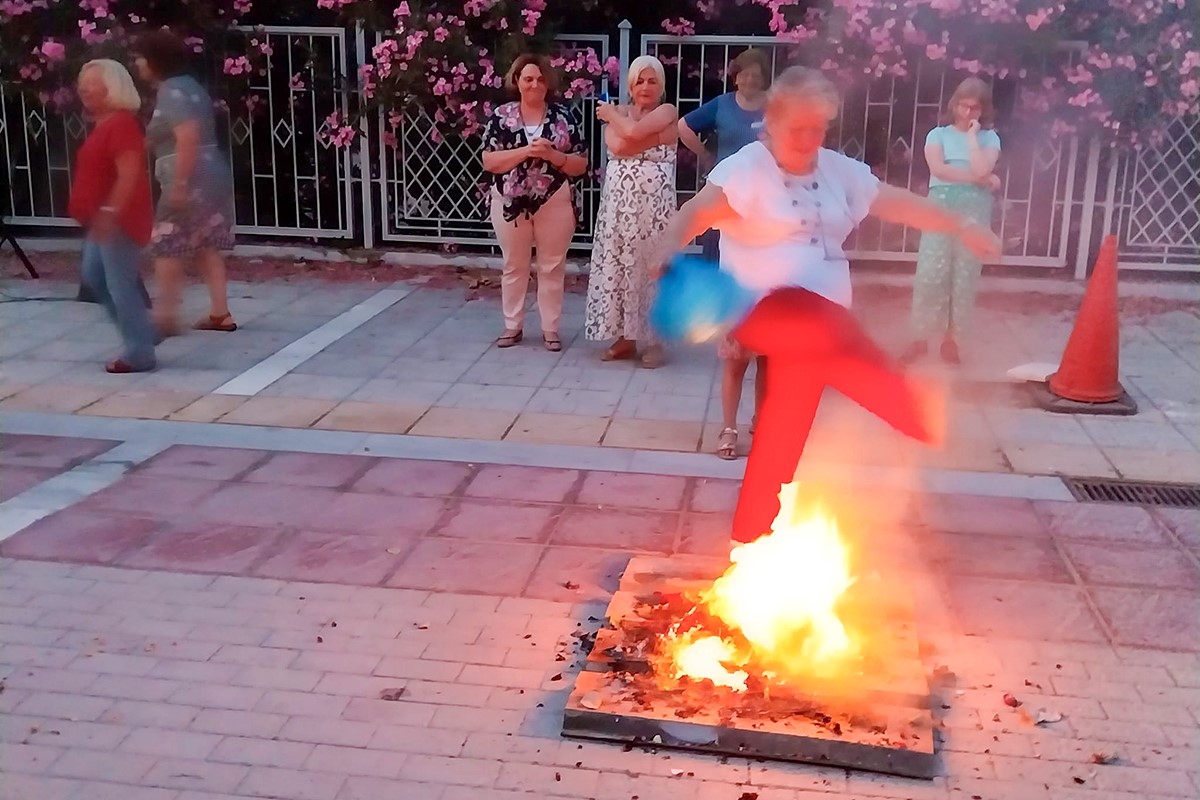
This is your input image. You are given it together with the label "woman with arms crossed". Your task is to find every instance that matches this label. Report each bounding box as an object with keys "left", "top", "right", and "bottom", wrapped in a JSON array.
[
  {"left": 654, "top": 67, "right": 1002, "bottom": 546},
  {"left": 586, "top": 55, "right": 678, "bottom": 368}
]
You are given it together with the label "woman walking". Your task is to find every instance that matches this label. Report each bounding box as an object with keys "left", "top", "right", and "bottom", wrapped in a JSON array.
[
  {"left": 68, "top": 59, "right": 157, "bottom": 373},
  {"left": 901, "top": 77, "right": 1002, "bottom": 365},
  {"left": 654, "top": 67, "right": 1001, "bottom": 545},
  {"left": 481, "top": 53, "right": 589, "bottom": 352},
  {"left": 133, "top": 29, "right": 237, "bottom": 336},
  {"left": 585, "top": 55, "right": 678, "bottom": 369}
]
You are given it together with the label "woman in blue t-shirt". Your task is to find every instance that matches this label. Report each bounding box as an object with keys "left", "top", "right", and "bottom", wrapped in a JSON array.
[
  {"left": 901, "top": 77, "right": 1003, "bottom": 365},
  {"left": 679, "top": 49, "right": 771, "bottom": 460}
]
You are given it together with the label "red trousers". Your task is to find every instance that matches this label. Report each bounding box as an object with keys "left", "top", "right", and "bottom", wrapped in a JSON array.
[{"left": 730, "top": 288, "right": 935, "bottom": 543}]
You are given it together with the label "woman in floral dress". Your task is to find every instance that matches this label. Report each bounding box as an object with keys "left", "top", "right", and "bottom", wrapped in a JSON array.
[
  {"left": 585, "top": 55, "right": 678, "bottom": 369},
  {"left": 481, "top": 54, "right": 589, "bottom": 351},
  {"left": 133, "top": 30, "right": 237, "bottom": 336}
]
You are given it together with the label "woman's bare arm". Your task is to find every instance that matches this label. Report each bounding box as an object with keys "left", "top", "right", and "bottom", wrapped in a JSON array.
[
  {"left": 650, "top": 183, "right": 737, "bottom": 271},
  {"left": 677, "top": 117, "right": 711, "bottom": 164},
  {"left": 482, "top": 145, "right": 531, "bottom": 174},
  {"left": 966, "top": 131, "right": 1000, "bottom": 177},
  {"left": 602, "top": 103, "right": 678, "bottom": 140}
]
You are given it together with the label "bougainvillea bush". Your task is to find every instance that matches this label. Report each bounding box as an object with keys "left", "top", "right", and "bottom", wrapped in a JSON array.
[{"left": 1, "top": 0, "right": 1195, "bottom": 146}]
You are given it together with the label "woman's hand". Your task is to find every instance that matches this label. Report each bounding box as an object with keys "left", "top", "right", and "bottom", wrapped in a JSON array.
[
  {"left": 528, "top": 138, "right": 565, "bottom": 167},
  {"left": 91, "top": 208, "right": 117, "bottom": 242},
  {"left": 984, "top": 173, "right": 1002, "bottom": 192},
  {"left": 167, "top": 182, "right": 189, "bottom": 211},
  {"left": 595, "top": 101, "right": 619, "bottom": 124},
  {"left": 966, "top": 119, "right": 981, "bottom": 136},
  {"left": 958, "top": 221, "right": 1002, "bottom": 260}
]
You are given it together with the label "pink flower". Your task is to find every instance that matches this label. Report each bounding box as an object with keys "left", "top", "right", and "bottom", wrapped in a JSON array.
[
  {"left": 19, "top": 63, "right": 43, "bottom": 81},
  {"left": 234, "top": 0, "right": 252, "bottom": 13},
  {"left": 289, "top": 74, "right": 306, "bottom": 91},
  {"left": 395, "top": 1, "right": 411, "bottom": 17},
  {"left": 433, "top": 26, "right": 449, "bottom": 42},
  {"left": 223, "top": 56, "right": 252, "bottom": 76},
  {"left": 40, "top": 41, "right": 66, "bottom": 62},
  {"left": 1180, "top": 78, "right": 1199, "bottom": 98},
  {"left": 925, "top": 44, "right": 946, "bottom": 60}
]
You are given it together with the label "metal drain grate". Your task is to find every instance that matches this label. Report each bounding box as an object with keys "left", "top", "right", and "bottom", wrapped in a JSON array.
[{"left": 1063, "top": 478, "right": 1200, "bottom": 508}]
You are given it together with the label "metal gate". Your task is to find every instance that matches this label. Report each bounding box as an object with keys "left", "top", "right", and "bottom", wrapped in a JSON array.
[
  {"left": 641, "top": 33, "right": 1079, "bottom": 269},
  {"left": 375, "top": 33, "right": 611, "bottom": 249},
  {"left": 0, "top": 25, "right": 355, "bottom": 240}
]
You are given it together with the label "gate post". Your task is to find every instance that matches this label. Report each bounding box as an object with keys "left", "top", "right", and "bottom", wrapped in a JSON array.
[
  {"left": 618, "top": 20, "right": 632, "bottom": 104},
  {"left": 355, "top": 21, "right": 376, "bottom": 250},
  {"left": 1073, "top": 138, "right": 1101, "bottom": 280}
]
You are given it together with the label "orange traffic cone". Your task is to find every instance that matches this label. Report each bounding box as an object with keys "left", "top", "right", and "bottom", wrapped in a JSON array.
[{"left": 1035, "top": 235, "right": 1136, "bottom": 414}]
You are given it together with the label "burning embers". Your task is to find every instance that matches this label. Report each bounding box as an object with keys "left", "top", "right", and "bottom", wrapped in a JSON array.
[
  {"left": 654, "top": 486, "right": 857, "bottom": 695},
  {"left": 563, "top": 483, "right": 937, "bottom": 777}
]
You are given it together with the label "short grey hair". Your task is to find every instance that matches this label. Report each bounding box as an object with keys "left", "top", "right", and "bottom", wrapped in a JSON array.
[
  {"left": 80, "top": 59, "right": 142, "bottom": 112},
  {"left": 767, "top": 66, "right": 840, "bottom": 118},
  {"left": 626, "top": 54, "right": 666, "bottom": 97}
]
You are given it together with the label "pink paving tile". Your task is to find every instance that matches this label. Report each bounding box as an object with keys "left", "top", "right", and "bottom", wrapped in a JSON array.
[
  {"left": 943, "top": 577, "right": 1107, "bottom": 642},
  {"left": 386, "top": 539, "right": 542, "bottom": 594},
  {"left": 1090, "top": 587, "right": 1200, "bottom": 651},
  {"left": 523, "top": 546, "right": 630, "bottom": 602},
  {"left": 352, "top": 459, "right": 472, "bottom": 497},
  {"left": 577, "top": 471, "right": 688, "bottom": 511},
  {"left": 117, "top": 523, "right": 282, "bottom": 574},
  {"left": 254, "top": 530, "right": 402, "bottom": 585},
  {"left": 1061, "top": 541, "right": 1200, "bottom": 590},
  {"left": 1154, "top": 508, "right": 1200, "bottom": 551},
  {"left": 925, "top": 531, "right": 1073, "bottom": 583},
  {"left": 77, "top": 475, "right": 223, "bottom": 517},
  {"left": 689, "top": 479, "right": 740, "bottom": 514},
  {"left": 305, "top": 493, "right": 449, "bottom": 536},
  {"left": 1, "top": 509, "right": 162, "bottom": 564},
  {"left": 0, "top": 466, "right": 57, "bottom": 501},
  {"left": 192, "top": 483, "right": 342, "bottom": 529},
  {"left": 139, "top": 445, "right": 269, "bottom": 482},
  {"left": 918, "top": 495, "right": 1047, "bottom": 537},
  {"left": 242, "top": 452, "right": 374, "bottom": 489},
  {"left": 551, "top": 508, "right": 677, "bottom": 552},
  {"left": 678, "top": 512, "right": 733, "bottom": 557},
  {"left": 1033, "top": 501, "right": 1170, "bottom": 544},
  {"left": 435, "top": 500, "right": 555, "bottom": 543},
  {"left": 0, "top": 434, "right": 115, "bottom": 469},
  {"left": 464, "top": 465, "right": 579, "bottom": 503}
]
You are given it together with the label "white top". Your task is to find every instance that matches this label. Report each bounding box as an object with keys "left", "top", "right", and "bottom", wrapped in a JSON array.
[
  {"left": 926, "top": 124, "right": 1001, "bottom": 188},
  {"left": 523, "top": 122, "right": 544, "bottom": 140},
  {"left": 706, "top": 141, "right": 881, "bottom": 309}
]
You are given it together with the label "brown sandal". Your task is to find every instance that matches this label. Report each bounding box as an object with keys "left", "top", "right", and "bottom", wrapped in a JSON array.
[
  {"left": 495, "top": 329, "right": 523, "bottom": 348},
  {"left": 105, "top": 358, "right": 154, "bottom": 374},
  {"left": 601, "top": 338, "right": 636, "bottom": 362},
  {"left": 543, "top": 334, "right": 562, "bottom": 352},
  {"left": 194, "top": 313, "right": 238, "bottom": 332}
]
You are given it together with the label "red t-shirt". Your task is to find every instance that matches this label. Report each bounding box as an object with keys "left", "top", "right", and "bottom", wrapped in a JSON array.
[{"left": 68, "top": 111, "right": 154, "bottom": 246}]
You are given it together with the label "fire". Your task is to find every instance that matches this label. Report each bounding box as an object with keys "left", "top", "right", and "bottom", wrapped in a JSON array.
[{"left": 659, "top": 482, "right": 859, "bottom": 690}]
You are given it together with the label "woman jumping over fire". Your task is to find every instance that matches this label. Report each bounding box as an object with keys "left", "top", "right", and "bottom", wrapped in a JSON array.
[{"left": 654, "top": 67, "right": 1001, "bottom": 545}]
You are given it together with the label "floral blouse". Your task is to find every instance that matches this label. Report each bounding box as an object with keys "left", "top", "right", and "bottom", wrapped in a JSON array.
[{"left": 482, "top": 101, "right": 587, "bottom": 221}]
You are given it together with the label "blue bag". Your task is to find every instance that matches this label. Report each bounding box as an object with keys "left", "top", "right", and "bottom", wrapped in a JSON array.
[{"left": 649, "top": 254, "right": 756, "bottom": 343}]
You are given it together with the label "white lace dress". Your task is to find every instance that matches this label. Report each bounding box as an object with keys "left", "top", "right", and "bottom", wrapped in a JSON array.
[{"left": 585, "top": 143, "right": 677, "bottom": 342}]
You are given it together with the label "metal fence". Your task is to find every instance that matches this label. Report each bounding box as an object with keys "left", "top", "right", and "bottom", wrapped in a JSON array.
[{"left": 2, "top": 23, "right": 1197, "bottom": 276}]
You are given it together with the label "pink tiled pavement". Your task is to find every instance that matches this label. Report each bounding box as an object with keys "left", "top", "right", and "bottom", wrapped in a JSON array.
[{"left": 3, "top": 441, "right": 1199, "bottom": 652}]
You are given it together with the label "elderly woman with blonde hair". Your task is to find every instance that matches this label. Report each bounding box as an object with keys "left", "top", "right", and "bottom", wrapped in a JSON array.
[
  {"left": 585, "top": 54, "right": 678, "bottom": 368},
  {"left": 654, "top": 66, "right": 1001, "bottom": 546},
  {"left": 67, "top": 59, "right": 158, "bottom": 372}
]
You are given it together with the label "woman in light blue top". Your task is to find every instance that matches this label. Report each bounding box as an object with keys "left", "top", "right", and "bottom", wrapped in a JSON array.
[{"left": 902, "top": 77, "right": 1002, "bottom": 365}]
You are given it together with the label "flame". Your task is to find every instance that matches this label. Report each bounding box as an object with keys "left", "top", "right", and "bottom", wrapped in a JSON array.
[
  {"left": 661, "top": 482, "right": 858, "bottom": 690},
  {"left": 670, "top": 631, "right": 749, "bottom": 692}
]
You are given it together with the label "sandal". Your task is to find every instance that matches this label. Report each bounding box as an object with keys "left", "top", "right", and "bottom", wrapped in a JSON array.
[
  {"left": 717, "top": 427, "right": 738, "bottom": 460},
  {"left": 194, "top": 313, "right": 238, "bottom": 332},
  {"left": 543, "top": 334, "right": 562, "bottom": 352},
  {"left": 495, "top": 329, "right": 523, "bottom": 348},
  {"left": 639, "top": 345, "right": 664, "bottom": 369},
  {"left": 601, "top": 338, "right": 636, "bottom": 362},
  {"left": 105, "top": 358, "right": 154, "bottom": 374}
]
